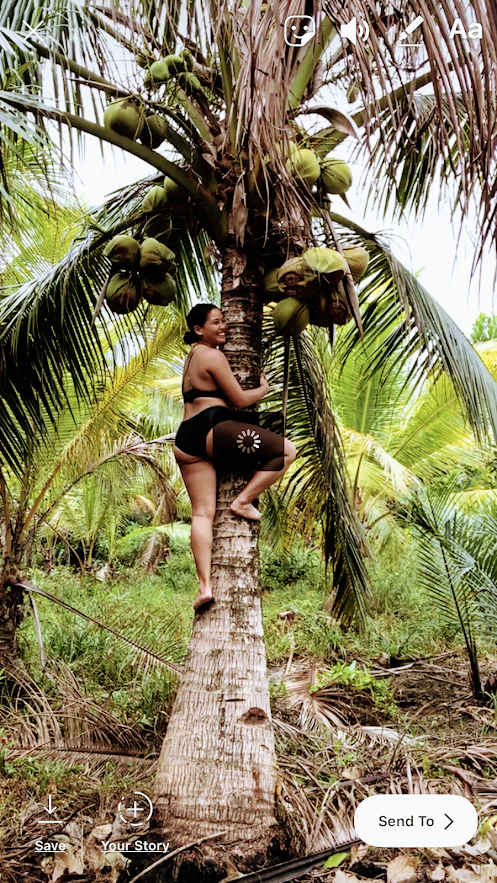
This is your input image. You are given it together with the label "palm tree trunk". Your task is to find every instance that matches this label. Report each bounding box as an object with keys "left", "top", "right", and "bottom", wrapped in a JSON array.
[
  {"left": 153, "top": 248, "right": 280, "bottom": 871},
  {"left": 0, "top": 497, "right": 26, "bottom": 672},
  {"left": 0, "top": 573, "right": 25, "bottom": 673}
]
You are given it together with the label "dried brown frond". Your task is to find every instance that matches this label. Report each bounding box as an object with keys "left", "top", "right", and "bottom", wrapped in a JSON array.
[
  {"left": 223, "top": 0, "right": 324, "bottom": 253},
  {"left": 275, "top": 720, "right": 491, "bottom": 856},
  {"left": 2, "top": 661, "right": 146, "bottom": 754},
  {"left": 278, "top": 661, "right": 405, "bottom": 745}
]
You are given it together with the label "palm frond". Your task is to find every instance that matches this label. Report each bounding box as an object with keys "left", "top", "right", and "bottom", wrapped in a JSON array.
[
  {"left": 321, "top": 0, "right": 497, "bottom": 258},
  {"left": 333, "top": 218, "right": 497, "bottom": 449},
  {"left": 3, "top": 659, "right": 145, "bottom": 752},
  {"left": 359, "top": 94, "right": 470, "bottom": 223},
  {"left": 16, "top": 578, "right": 183, "bottom": 673},
  {"left": 262, "top": 319, "right": 371, "bottom": 626},
  {"left": 408, "top": 486, "right": 497, "bottom": 698},
  {"left": 0, "top": 175, "right": 217, "bottom": 474}
]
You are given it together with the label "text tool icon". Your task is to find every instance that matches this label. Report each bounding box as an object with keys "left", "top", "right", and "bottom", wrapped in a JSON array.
[
  {"left": 341, "top": 17, "right": 370, "bottom": 46},
  {"left": 284, "top": 15, "right": 316, "bottom": 47},
  {"left": 399, "top": 15, "right": 424, "bottom": 40}
]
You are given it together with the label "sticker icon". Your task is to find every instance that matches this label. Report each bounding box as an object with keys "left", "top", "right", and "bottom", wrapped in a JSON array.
[{"left": 284, "top": 15, "right": 316, "bottom": 47}]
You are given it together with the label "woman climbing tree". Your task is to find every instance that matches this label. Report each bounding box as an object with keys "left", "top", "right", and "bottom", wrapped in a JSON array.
[{"left": 174, "top": 303, "right": 297, "bottom": 609}]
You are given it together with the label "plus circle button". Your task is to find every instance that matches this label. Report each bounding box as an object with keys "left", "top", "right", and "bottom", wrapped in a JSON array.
[{"left": 117, "top": 791, "right": 153, "bottom": 828}]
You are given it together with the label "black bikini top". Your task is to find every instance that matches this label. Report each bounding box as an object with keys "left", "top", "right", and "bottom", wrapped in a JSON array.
[
  {"left": 183, "top": 387, "right": 227, "bottom": 403},
  {"left": 182, "top": 343, "right": 227, "bottom": 403}
]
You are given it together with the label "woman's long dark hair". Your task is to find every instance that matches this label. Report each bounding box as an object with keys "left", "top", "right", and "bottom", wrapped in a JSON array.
[{"left": 183, "top": 303, "right": 219, "bottom": 344}]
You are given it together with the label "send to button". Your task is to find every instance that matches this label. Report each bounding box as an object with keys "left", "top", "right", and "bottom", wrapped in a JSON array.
[{"left": 354, "top": 795, "right": 478, "bottom": 847}]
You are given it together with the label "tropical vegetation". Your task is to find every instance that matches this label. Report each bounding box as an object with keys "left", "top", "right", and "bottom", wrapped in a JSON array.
[{"left": 0, "top": 0, "right": 497, "bottom": 876}]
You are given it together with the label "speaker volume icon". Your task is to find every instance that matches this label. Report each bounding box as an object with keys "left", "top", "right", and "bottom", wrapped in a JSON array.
[{"left": 341, "top": 17, "right": 370, "bottom": 45}]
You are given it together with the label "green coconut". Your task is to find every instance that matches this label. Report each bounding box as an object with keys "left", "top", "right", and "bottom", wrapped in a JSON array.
[
  {"left": 142, "top": 186, "right": 169, "bottom": 213},
  {"left": 139, "top": 115, "right": 169, "bottom": 149},
  {"left": 148, "top": 59, "right": 170, "bottom": 84},
  {"left": 263, "top": 268, "right": 285, "bottom": 303},
  {"left": 135, "top": 51, "right": 152, "bottom": 69},
  {"left": 276, "top": 256, "right": 307, "bottom": 287},
  {"left": 320, "top": 158, "right": 353, "bottom": 195},
  {"left": 272, "top": 297, "right": 310, "bottom": 336},
  {"left": 164, "top": 54, "right": 186, "bottom": 75},
  {"left": 180, "top": 48, "right": 195, "bottom": 72},
  {"left": 104, "top": 235, "right": 141, "bottom": 270},
  {"left": 177, "top": 71, "right": 202, "bottom": 94},
  {"left": 103, "top": 98, "right": 144, "bottom": 140},
  {"left": 163, "top": 176, "right": 189, "bottom": 204},
  {"left": 303, "top": 247, "right": 348, "bottom": 284},
  {"left": 286, "top": 148, "right": 321, "bottom": 187},
  {"left": 276, "top": 257, "right": 318, "bottom": 299},
  {"left": 142, "top": 273, "right": 177, "bottom": 306},
  {"left": 140, "top": 238, "right": 176, "bottom": 278},
  {"left": 105, "top": 273, "right": 142, "bottom": 314},
  {"left": 263, "top": 268, "right": 280, "bottom": 295},
  {"left": 342, "top": 246, "right": 369, "bottom": 280}
]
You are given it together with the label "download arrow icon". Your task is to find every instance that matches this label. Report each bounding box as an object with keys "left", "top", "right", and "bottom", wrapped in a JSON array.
[{"left": 43, "top": 794, "right": 58, "bottom": 815}]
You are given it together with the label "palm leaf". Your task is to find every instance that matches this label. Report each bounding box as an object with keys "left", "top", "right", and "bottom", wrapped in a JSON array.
[
  {"left": 359, "top": 94, "right": 470, "bottom": 223},
  {"left": 0, "top": 175, "right": 217, "bottom": 475},
  {"left": 16, "top": 577, "right": 183, "bottom": 673},
  {"left": 262, "top": 320, "right": 371, "bottom": 626},
  {"left": 321, "top": 0, "right": 497, "bottom": 258},
  {"left": 408, "top": 486, "right": 497, "bottom": 698},
  {"left": 332, "top": 216, "right": 497, "bottom": 449}
]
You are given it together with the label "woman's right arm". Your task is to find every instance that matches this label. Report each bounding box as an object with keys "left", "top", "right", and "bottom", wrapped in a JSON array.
[{"left": 207, "top": 350, "right": 269, "bottom": 408}]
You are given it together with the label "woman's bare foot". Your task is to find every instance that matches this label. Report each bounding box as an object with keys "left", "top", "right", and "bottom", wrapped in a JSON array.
[
  {"left": 230, "top": 499, "right": 261, "bottom": 521},
  {"left": 193, "top": 586, "right": 213, "bottom": 610}
]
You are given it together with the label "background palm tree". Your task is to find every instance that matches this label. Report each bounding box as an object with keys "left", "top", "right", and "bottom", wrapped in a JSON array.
[{"left": 0, "top": 0, "right": 496, "bottom": 872}]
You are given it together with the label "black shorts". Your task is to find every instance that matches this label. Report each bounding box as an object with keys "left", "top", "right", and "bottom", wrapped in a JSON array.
[
  {"left": 211, "top": 415, "right": 285, "bottom": 471},
  {"left": 175, "top": 407, "right": 285, "bottom": 471}
]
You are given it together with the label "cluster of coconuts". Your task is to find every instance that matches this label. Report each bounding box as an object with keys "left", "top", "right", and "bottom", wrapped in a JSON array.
[
  {"left": 102, "top": 235, "right": 177, "bottom": 314},
  {"left": 264, "top": 245, "right": 369, "bottom": 335},
  {"left": 285, "top": 142, "right": 353, "bottom": 196},
  {"left": 103, "top": 97, "right": 169, "bottom": 150},
  {"left": 142, "top": 176, "right": 189, "bottom": 213},
  {"left": 102, "top": 50, "right": 201, "bottom": 148},
  {"left": 141, "top": 48, "right": 201, "bottom": 95}
]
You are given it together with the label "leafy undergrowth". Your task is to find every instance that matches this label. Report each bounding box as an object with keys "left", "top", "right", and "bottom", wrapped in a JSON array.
[{"left": 1, "top": 541, "right": 497, "bottom": 881}]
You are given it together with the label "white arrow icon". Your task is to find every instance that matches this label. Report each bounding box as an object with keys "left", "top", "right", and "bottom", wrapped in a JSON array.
[
  {"left": 43, "top": 794, "right": 58, "bottom": 815},
  {"left": 38, "top": 793, "right": 63, "bottom": 824}
]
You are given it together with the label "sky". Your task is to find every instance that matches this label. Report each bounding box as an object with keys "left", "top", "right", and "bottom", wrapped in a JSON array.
[{"left": 68, "top": 88, "right": 496, "bottom": 337}]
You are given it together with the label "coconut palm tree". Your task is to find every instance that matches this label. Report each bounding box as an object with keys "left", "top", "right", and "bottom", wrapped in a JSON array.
[
  {"left": 1, "top": 0, "right": 497, "bottom": 872},
  {"left": 0, "top": 302, "right": 184, "bottom": 655}
]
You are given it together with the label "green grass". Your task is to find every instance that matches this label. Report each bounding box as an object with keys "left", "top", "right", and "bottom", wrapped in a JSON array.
[
  {"left": 19, "top": 551, "right": 197, "bottom": 732},
  {"left": 11, "top": 536, "right": 491, "bottom": 745},
  {"left": 260, "top": 538, "right": 497, "bottom": 664}
]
